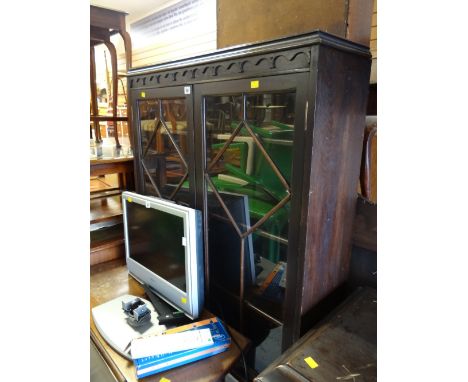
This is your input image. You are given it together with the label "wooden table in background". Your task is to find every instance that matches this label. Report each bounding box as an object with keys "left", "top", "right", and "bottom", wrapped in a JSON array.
[
  {"left": 91, "top": 259, "right": 250, "bottom": 382},
  {"left": 90, "top": 157, "right": 134, "bottom": 191}
]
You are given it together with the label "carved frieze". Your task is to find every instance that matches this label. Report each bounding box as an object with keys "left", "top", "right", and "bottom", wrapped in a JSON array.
[{"left": 130, "top": 48, "right": 311, "bottom": 89}]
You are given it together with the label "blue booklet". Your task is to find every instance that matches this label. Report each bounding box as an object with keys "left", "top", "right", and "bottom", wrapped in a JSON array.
[{"left": 132, "top": 317, "right": 231, "bottom": 379}]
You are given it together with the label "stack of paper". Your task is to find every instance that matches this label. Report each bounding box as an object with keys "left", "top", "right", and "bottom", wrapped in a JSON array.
[
  {"left": 131, "top": 317, "right": 231, "bottom": 379},
  {"left": 131, "top": 328, "right": 214, "bottom": 359}
]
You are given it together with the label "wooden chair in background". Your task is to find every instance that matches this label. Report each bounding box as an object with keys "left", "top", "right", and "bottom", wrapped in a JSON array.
[{"left": 360, "top": 117, "right": 377, "bottom": 202}]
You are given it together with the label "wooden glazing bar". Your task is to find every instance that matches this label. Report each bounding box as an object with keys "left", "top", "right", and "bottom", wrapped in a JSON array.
[
  {"left": 255, "top": 228, "right": 288, "bottom": 245},
  {"left": 141, "top": 161, "right": 162, "bottom": 197},
  {"left": 169, "top": 172, "right": 189, "bottom": 200},
  {"left": 242, "top": 194, "right": 291, "bottom": 238},
  {"left": 207, "top": 121, "right": 244, "bottom": 172},
  {"left": 160, "top": 119, "right": 189, "bottom": 169},
  {"left": 204, "top": 174, "right": 242, "bottom": 238},
  {"left": 244, "top": 301, "right": 283, "bottom": 326},
  {"left": 142, "top": 118, "right": 161, "bottom": 158},
  {"left": 243, "top": 120, "right": 291, "bottom": 193}
]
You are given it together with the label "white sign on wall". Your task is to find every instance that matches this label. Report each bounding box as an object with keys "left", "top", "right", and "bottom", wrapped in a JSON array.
[{"left": 131, "top": 0, "right": 216, "bottom": 54}]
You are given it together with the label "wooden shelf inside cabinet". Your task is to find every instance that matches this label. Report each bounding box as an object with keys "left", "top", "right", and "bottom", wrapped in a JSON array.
[
  {"left": 210, "top": 281, "right": 285, "bottom": 328},
  {"left": 90, "top": 115, "right": 129, "bottom": 122}
]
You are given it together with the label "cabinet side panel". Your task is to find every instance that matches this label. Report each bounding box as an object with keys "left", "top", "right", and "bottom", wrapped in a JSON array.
[
  {"left": 282, "top": 46, "right": 319, "bottom": 349},
  {"left": 300, "top": 46, "right": 371, "bottom": 315}
]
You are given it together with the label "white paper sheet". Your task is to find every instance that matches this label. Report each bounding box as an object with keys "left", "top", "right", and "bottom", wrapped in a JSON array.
[{"left": 131, "top": 328, "right": 213, "bottom": 359}]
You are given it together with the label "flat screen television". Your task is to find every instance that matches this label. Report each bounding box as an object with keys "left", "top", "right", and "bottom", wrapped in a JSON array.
[
  {"left": 122, "top": 191, "right": 204, "bottom": 319},
  {"left": 167, "top": 186, "right": 256, "bottom": 293},
  {"left": 207, "top": 192, "right": 256, "bottom": 294}
]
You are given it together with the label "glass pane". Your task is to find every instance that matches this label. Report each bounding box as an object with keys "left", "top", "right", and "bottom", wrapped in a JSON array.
[
  {"left": 204, "top": 91, "right": 296, "bottom": 321},
  {"left": 246, "top": 92, "right": 295, "bottom": 187},
  {"left": 138, "top": 99, "right": 160, "bottom": 155},
  {"left": 205, "top": 95, "right": 244, "bottom": 168},
  {"left": 138, "top": 98, "right": 189, "bottom": 199}
]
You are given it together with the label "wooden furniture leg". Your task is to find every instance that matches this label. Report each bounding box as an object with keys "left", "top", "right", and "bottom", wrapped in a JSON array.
[
  {"left": 119, "top": 28, "right": 133, "bottom": 149},
  {"left": 119, "top": 30, "right": 132, "bottom": 70},
  {"left": 90, "top": 45, "right": 102, "bottom": 143},
  {"left": 360, "top": 124, "right": 377, "bottom": 200},
  {"left": 104, "top": 41, "right": 121, "bottom": 149},
  {"left": 118, "top": 173, "right": 125, "bottom": 190}
]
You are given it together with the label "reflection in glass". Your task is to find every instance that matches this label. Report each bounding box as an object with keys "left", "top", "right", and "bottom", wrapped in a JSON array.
[
  {"left": 138, "top": 98, "right": 189, "bottom": 199},
  {"left": 139, "top": 99, "right": 160, "bottom": 152},
  {"left": 204, "top": 91, "right": 296, "bottom": 320}
]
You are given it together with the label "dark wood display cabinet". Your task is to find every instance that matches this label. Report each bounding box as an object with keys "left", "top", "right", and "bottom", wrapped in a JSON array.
[{"left": 127, "top": 31, "right": 371, "bottom": 354}]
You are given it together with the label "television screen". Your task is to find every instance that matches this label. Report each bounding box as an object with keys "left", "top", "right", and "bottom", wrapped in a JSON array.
[
  {"left": 126, "top": 201, "right": 186, "bottom": 292},
  {"left": 122, "top": 191, "right": 204, "bottom": 319}
]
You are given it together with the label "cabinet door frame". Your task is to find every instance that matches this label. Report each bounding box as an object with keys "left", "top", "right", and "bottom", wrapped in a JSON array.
[
  {"left": 130, "top": 85, "right": 196, "bottom": 206},
  {"left": 193, "top": 73, "right": 309, "bottom": 336}
]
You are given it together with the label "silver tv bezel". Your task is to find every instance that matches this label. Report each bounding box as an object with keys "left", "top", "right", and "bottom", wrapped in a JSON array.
[{"left": 122, "top": 191, "right": 203, "bottom": 319}]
